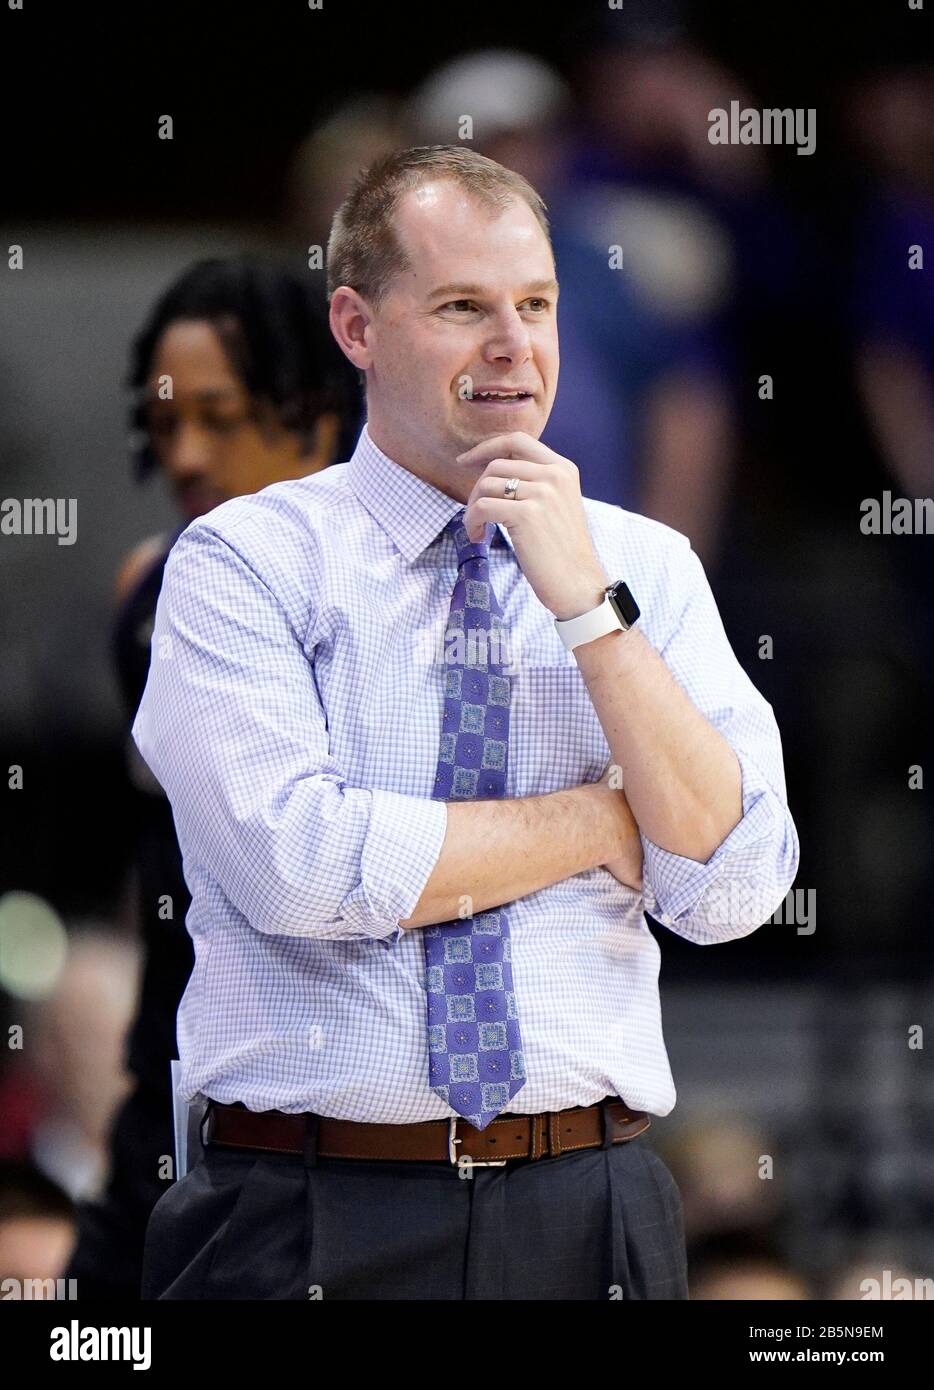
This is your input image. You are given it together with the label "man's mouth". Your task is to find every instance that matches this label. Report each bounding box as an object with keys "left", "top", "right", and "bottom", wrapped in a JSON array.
[
  {"left": 464, "top": 389, "right": 534, "bottom": 406},
  {"left": 176, "top": 483, "right": 225, "bottom": 517}
]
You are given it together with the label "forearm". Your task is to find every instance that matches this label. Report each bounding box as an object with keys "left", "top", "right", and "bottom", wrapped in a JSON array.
[
  {"left": 399, "top": 782, "right": 633, "bottom": 929},
  {"left": 639, "top": 376, "right": 734, "bottom": 573},
  {"left": 573, "top": 621, "right": 743, "bottom": 863}
]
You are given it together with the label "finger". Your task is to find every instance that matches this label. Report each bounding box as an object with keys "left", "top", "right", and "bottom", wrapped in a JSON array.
[
  {"left": 474, "top": 458, "right": 550, "bottom": 488},
  {"left": 463, "top": 496, "right": 533, "bottom": 540},
  {"left": 464, "top": 470, "right": 553, "bottom": 532},
  {"left": 463, "top": 462, "right": 545, "bottom": 520},
  {"left": 456, "top": 432, "right": 560, "bottom": 467}
]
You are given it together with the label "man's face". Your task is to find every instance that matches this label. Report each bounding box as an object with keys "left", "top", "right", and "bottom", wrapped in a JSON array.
[
  {"left": 363, "top": 181, "right": 559, "bottom": 496},
  {"left": 144, "top": 319, "right": 337, "bottom": 520}
]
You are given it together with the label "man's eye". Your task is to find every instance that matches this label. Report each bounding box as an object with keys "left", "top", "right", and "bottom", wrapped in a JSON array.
[
  {"left": 440, "top": 298, "right": 550, "bottom": 313},
  {"left": 203, "top": 415, "right": 243, "bottom": 433},
  {"left": 146, "top": 413, "right": 176, "bottom": 437}
]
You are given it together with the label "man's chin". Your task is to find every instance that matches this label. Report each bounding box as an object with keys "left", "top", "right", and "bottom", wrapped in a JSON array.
[
  {"left": 451, "top": 407, "right": 544, "bottom": 450},
  {"left": 176, "top": 488, "right": 227, "bottom": 519}
]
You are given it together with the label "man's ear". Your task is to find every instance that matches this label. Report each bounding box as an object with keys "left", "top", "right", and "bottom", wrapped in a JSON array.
[{"left": 329, "top": 287, "right": 373, "bottom": 375}]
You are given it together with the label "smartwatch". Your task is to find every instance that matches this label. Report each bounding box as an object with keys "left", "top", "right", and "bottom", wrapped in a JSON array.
[{"left": 554, "top": 580, "right": 640, "bottom": 651}]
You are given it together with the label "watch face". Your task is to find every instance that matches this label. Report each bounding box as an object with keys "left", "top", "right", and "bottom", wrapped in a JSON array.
[{"left": 606, "top": 581, "right": 640, "bottom": 629}]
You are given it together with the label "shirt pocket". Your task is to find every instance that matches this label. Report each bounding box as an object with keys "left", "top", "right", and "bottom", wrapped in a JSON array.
[{"left": 509, "top": 656, "right": 610, "bottom": 796}]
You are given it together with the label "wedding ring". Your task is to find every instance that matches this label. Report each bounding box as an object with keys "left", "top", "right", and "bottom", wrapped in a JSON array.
[{"left": 504, "top": 477, "right": 520, "bottom": 500}]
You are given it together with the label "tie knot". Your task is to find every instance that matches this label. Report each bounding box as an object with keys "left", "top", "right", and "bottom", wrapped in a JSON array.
[{"left": 446, "top": 510, "right": 493, "bottom": 568}]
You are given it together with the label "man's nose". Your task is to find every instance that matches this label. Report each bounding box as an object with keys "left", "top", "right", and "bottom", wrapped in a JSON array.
[
  {"left": 482, "top": 307, "right": 533, "bottom": 362},
  {"left": 164, "top": 422, "right": 212, "bottom": 479}
]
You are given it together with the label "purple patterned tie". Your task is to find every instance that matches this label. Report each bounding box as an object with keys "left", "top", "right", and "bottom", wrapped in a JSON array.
[{"left": 425, "top": 509, "right": 527, "bottom": 1130}]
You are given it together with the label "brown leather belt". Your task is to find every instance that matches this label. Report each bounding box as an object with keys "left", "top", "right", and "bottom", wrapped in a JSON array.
[{"left": 202, "top": 1096, "right": 650, "bottom": 1167}]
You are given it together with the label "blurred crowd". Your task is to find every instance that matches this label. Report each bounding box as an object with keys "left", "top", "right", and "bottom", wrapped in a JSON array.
[{"left": 2, "top": 9, "right": 932, "bottom": 1300}]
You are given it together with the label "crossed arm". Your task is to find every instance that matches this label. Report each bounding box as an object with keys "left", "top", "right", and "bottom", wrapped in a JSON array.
[
  {"left": 403, "top": 537, "right": 797, "bottom": 938},
  {"left": 134, "top": 522, "right": 798, "bottom": 948},
  {"left": 398, "top": 606, "right": 742, "bottom": 933},
  {"left": 398, "top": 776, "right": 640, "bottom": 929}
]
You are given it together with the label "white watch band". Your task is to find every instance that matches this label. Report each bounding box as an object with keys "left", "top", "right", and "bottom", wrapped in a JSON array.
[{"left": 554, "top": 592, "right": 623, "bottom": 651}]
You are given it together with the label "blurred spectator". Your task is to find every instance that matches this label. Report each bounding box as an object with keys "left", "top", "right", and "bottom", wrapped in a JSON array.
[
  {"left": 848, "top": 64, "right": 934, "bottom": 499},
  {"left": 281, "top": 94, "right": 413, "bottom": 254},
  {"left": 847, "top": 67, "right": 934, "bottom": 682},
  {"left": 689, "top": 1230, "right": 812, "bottom": 1299},
  {"left": 27, "top": 928, "right": 140, "bottom": 1202},
  {"left": 0, "top": 1000, "right": 45, "bottom": 1161},
  {"left": 566, "top": 5, "right": 829, "bottom": 560},
  {"left": 0, "top": 1160, "right": 77, "bottom": 1293},
  {"left": 659, "top": 1116, "right": 784, "bottom": 1240},
  {"left": 65, "top": 256, "right": 361, "bottom": 1299}
]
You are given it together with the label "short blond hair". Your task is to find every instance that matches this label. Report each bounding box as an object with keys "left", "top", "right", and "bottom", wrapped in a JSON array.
[{"left": 326, "top": 144, "right": 552, "bottom": 308}]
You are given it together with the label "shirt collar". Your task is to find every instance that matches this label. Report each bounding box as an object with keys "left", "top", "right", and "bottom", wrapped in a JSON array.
[{"left": 345, "top": 421, "right": 516, "bottom": 563}]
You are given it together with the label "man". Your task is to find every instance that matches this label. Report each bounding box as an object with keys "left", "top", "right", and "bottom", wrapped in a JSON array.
[{"left": 134, "top": 145, "right": 799, "bottom": 1301}]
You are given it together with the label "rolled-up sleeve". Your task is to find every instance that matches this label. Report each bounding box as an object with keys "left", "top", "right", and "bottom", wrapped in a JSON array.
[
  {"left": 639, "top": 542, "right": 800, "bottom": 943},
  {"left": 131, "top": 523, "right": 448, "bottom": 942}
]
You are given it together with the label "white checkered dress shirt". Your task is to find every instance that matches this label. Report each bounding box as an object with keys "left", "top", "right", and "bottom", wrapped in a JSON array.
[{"left": 133, "top": 422, "right": 799, "bottom": 1122}]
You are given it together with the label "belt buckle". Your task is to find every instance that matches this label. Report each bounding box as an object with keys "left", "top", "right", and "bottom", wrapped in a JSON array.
[{"left": 448, "top": 1117, "right": 507, "bottom": 1170}]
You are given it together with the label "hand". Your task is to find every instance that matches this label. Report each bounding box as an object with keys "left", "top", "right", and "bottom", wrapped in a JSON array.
[
  {"left": 456, "top": 432, "right": 610, "bottom": 620},
  {"left": 597, "top": 762, "right": 643, "bottom": 893}
]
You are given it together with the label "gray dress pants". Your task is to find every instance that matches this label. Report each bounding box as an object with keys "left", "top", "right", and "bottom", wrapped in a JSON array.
[{"left": 141, "top": 1120, "right": 688, "bottom": 1300}]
